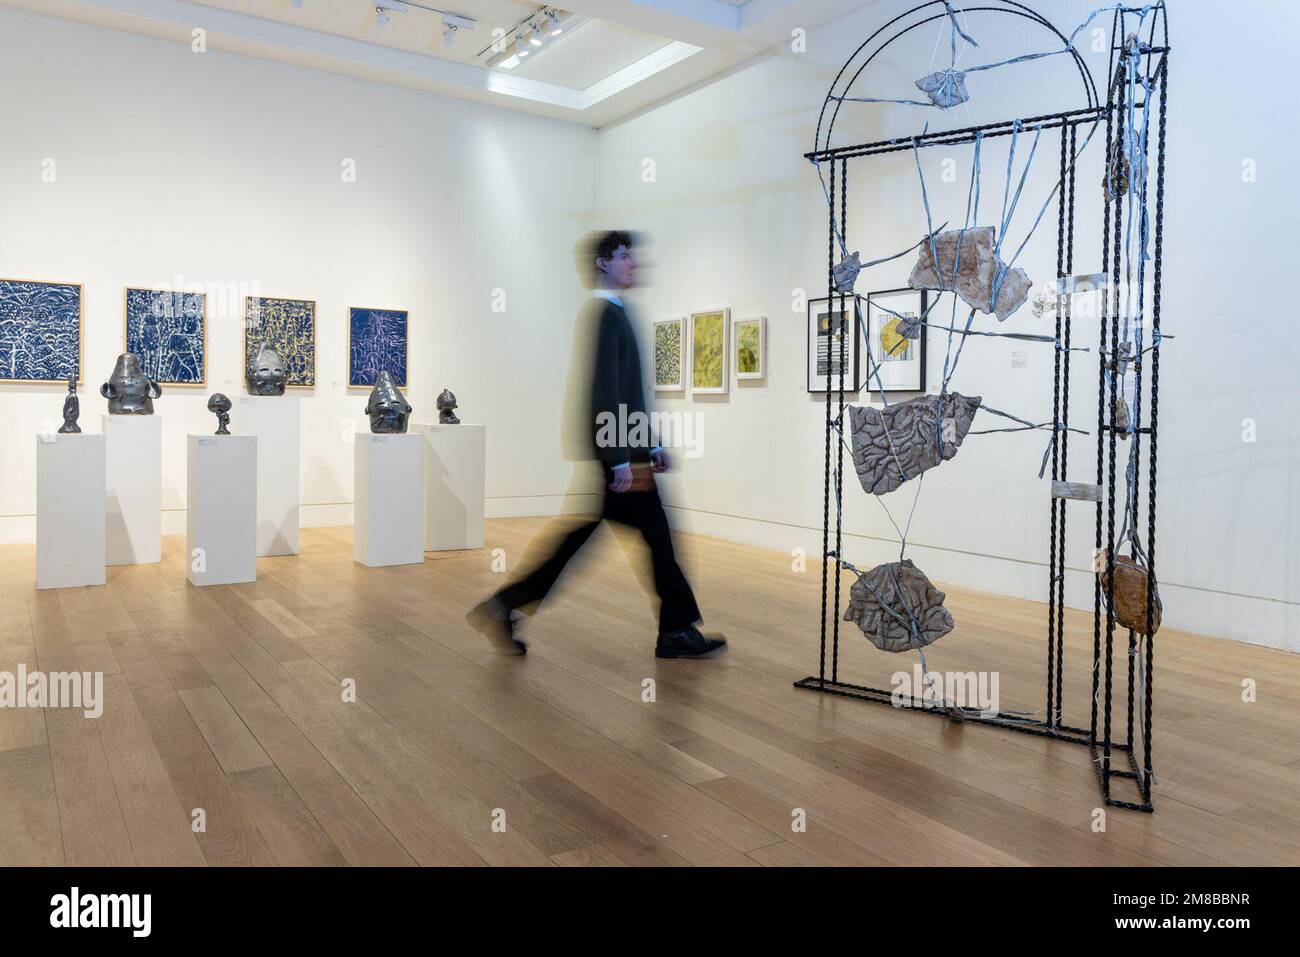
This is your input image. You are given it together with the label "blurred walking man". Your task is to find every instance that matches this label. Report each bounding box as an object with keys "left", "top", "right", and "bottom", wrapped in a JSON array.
[{"left": 468, "top": 231, "right": 725, "bottom": 659}]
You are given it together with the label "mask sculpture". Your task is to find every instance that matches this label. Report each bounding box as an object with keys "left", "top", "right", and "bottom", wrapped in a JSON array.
[
  {"left": 843, "top": 559, "right": 955, "bottom": 653},
  {"left": 58, "top": 374, "right": 81, "bottom": 434},
  {"left": 848, "top": 392, "right": 981, "bottom": 496},
  {"left": 364, "top": 370, "right": 413, "bottom": 434},
  {"left": 101, "top": 353, "right": 162, "bottom": 415},
  {"left": 437, "top": 388, "right": 460, "bottom": 425},
  {"left": 247, "top": 342, "right": 287, "bottom": 396},
  {"left": 207, "top": 393, "right": 232, "bottom": 435},
  {"left": 907, "top": 226, "right": 1032, "bottom": 321}
]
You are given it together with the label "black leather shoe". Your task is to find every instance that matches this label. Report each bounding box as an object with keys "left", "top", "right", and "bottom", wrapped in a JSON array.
[
  {"left": 465, "top": 597, "right": 527, "bottom": 655},
  {"left": 655, "top": 625, "right": 726, "bottom": 659}
]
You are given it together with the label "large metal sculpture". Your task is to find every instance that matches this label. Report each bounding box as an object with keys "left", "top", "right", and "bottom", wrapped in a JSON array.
[{"left": 795, "top": 1, "right": 1171, "bottom": 813}]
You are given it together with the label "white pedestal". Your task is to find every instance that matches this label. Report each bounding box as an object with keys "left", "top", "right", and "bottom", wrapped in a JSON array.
[
  {"left": 36, "top": 433, "right": 107, "bottom": 589},
  {"left": 354, "top": 434, "right": 425, "bottom": 567},
  {"left": 187, "top": 435, "right": 257, "bottom": 586},
  {"left": 238, "top": 395, "right": 301, "bottom": 556},
  {"left": 412, "top": 423, "right": 485, "bottom": 551},
  {"left": 103, "top": 414, "right": 162, "bottom": 566}
]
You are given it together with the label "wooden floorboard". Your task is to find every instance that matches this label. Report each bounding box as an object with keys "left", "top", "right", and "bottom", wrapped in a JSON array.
[{"left": 0, "top": 517, "right": 1296, "bottom": 866}]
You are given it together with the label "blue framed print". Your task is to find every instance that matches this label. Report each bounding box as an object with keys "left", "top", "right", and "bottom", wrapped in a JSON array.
[
  {"left": 0, "top": 278, "right": 83, "bottom": 384},
  {"left": 348, "top": 307, "right": 408, "bottom": 387},
  {"left": 124, "top": 287, "right": 207, "bottom": 385},
  {"left": 244, "top": 296, "right": 316, "bottom": 388}
]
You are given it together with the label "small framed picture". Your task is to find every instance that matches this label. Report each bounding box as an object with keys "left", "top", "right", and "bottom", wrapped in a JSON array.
[
  {"left": 690, "top": 308, "right": 729, "bottom": 395},
  {"left": 865, "top": 288, "right": 927, "bottom": 392},
  {"left": 653, "top": 317, "right": 686, "bottom": 392},
  {"left": 733, "top": 316, "right": 766, "bottom": 380},
  {"left": 807, "top": 295, "right": 863, "bottom": 393}
]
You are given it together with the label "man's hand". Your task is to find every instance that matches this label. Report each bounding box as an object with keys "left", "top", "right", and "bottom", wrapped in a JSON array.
[
  {"left": 608, "top": 467, "right": 633, "bottom": 493},
  {"left": 650, "top": 449, "right": 670, "bottom": 473}
]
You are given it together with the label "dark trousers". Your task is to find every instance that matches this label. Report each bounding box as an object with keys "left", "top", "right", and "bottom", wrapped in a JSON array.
[{"left": 496, "top": 483, "right": 702, "bottom": 634}]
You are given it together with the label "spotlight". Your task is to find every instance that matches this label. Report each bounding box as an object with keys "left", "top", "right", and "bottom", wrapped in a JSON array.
[
  {"left": 529, "top": 23, "right": 543, "bottom": 46},
  {"left": 443, "top": 24, "right": 457, "bottom": 47},
  {"left": 515, "top": 34, "right": 530, "bottom": 56},
  {"left": 375, "top": 7, "right": 391, "bottom": 30},
  {"left": 547, "top": 9, "right": 563, "bottom": 35}
]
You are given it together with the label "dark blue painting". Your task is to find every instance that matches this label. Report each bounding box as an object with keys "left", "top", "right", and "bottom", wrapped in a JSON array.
[
  {"left": 125, "top": 288, "right": 206, "bottom": 385},
  {"left": 244, "top": 296, "right": 315, "bottom": 388},
  {"left": 0, "top": 278, "right": 82, "bottom": 383},
  {"left": 348, "top": 307, "right": 408, "bottom": 387}
]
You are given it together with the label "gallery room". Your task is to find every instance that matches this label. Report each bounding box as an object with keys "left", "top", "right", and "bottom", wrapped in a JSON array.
[{"left": 0, "top": 0, "right": 1296, "bottom": 904}]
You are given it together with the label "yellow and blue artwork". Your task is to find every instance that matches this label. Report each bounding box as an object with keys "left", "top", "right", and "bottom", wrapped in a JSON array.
[{"left": 244, "top": 296, "right": 316, "bottom": 388}]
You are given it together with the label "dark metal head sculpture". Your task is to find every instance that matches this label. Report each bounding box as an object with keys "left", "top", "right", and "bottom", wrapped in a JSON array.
[
  {"left": 58, "top": 373, "right": 81, "bottom": 434},
  {"left": 248, "top": 342, "right": 287, "bottom": 396},
  {"left": 101, "top": 353, "right": 162, "bottom": 415},
  {"left": 364, "top": 370, "right": 413, "bottom": 434},
  {"left": 207, "top": 393, "right": 232, "bottom": 435},
  {"left": 436, "top": 388, "right": 460, "bottom": 425}
]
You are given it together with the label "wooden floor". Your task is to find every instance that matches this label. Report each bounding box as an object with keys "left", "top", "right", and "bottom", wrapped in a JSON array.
[{"left": 1, "top": 516, "right": 1297, "bottom": 867}]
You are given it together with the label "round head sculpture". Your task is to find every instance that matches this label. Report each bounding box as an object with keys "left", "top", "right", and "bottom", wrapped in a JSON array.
[
  {"left": 248, "top": 342, "right": 287, "bottom": 396},
  {"left": 58, "top": 373, "right": 81, "bottom": 434},
  {"left": 364, "top": 370, "right": 413, "bottom": 434},
  {"left": 101, "top": 353, "right": 162, "bottom": 415},
  {"left": 207, "top": 393, "right": 232, "bottom": 435},
  {"left": 436, "top": 388, "right": 460, "bottom": 425}
]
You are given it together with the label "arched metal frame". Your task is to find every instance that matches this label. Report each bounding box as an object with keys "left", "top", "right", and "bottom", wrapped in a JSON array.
[{"left": 794, "top": 2, "right": 1171, "bottom": 813}]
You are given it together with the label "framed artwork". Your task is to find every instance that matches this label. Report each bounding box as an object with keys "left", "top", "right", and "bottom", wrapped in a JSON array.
[
  {"left": 124, "top": 287, "right": 207, "bottom": 386},
  {"left": 807, "top": 295, "right": 864, "bottom": 393},
  {"left": 865, "top": 288, "right": 927, "bottom": 393},
  {"left": 734, "top": 316, "right": 766, "bottom": 380},
  {"left": 348, "top": 307, "right": 408, "bottom": 387},
  {"left": 653, "top": 317, "right": 686, "bottom": 392},
  {"left": 244, "top": 296, "right": 316, "bottom": 388},
  {"left": 690, "top": 309, "right": 729, "bottom": 394},
  {"left": 0, "top": 278, "right": 83, "bottom": 384}
]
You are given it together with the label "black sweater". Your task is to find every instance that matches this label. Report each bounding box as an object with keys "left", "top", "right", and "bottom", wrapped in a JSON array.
[{"left": 590, "top": 297, "right": 653, "bottom": 467}]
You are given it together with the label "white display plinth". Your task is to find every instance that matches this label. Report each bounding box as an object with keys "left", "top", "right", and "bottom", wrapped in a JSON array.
[
  {"left": 354, "top": 433, "right": 425, "bottom": 567},
  {"left": 186, "top": 435, "right": 257, "bottom": 586},
  {"left": 411, "top": 423, "right": 486, "bottom": 551},
  {"left": 37, "top": 433, "right": 107, "bottom": 589},
  {"left": 239, "top": 395, "right": 300, "bottom": 556},
  {"left": 103, "top": 414, "right": 162, "bottom": 566}
]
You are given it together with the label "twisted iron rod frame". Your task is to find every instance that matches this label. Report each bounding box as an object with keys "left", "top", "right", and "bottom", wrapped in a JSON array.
[{"left": 795, "top": 3, "right": 1169, "bottom": 814}]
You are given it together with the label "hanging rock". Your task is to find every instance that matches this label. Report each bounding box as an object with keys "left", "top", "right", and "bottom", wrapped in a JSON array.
[
  {"left": 1099, "top": 551, "right": 1162, "bottom": 636},
  {"left": 915, "top": 69, "right": 969, "bottom": 108},
  {"left": 843, "top": 559, "right": 955, "bottom": 653},
  {"left": 848, "top": 392, "right": 981, "bottom": 495},
  {"left": 1113, "top": 391, "right": 1132, "bottom": 437},
  {"left": 907, "top": 226, "right": 1031, "bottom": 320},
  {"left": 1103, "top": 131, "right": 1130, "bottom": 202},
  {"left": 1030, "top": 284, "right": 1059, "bottom": 319},
  {"left": 833, "top": 250, "right": 862, "bottom": 293}
]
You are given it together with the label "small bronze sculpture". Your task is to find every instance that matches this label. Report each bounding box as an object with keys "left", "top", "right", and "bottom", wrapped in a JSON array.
[
  {"left": 364, "top": 370, "right": 413, "bottom": 434},
  {"left": 207, "top": 393, "right": 232, "bottom": 435},
  {"left": 57, "top": 374, "right": 81, "bottom": 433},
  {"left": 101, "top": 353, "right": 162, "bottom": 414},
  {"left": 436, "top": 388, "right": 460, "bottom": 424},
  {"left": 247, "top": 342, "right": 287, "bottom": 396}
]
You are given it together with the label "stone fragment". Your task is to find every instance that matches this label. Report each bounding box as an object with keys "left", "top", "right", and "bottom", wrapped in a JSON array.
[
  {"left": 833, "top": 250, "right": 862, "bottom": 294},
  {"left": 915, "top": 69, "right": 969, "bottom": 108},
  {"left": 843, "top": 559, "right": 955, "bottom": 653},
  {"left": 907, "top": 226, "right": 1032, "bottom": 321},
  {"left": 848, "top": 392, "right": 981, "bottom": 495},
  {"left": 1099, "top": 551, "right": 1162, "bottom": 636}
]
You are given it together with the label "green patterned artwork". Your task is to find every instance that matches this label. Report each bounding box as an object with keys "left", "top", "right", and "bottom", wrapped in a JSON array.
[
  {"left": 734, "top": 316, "right": 765, "bottom": 379},
  {"left": 690, "top": 309, "right": 729, "bottom": 394},
  {"left": 654, "top": 318, "right": 684, "bottom": 391}
]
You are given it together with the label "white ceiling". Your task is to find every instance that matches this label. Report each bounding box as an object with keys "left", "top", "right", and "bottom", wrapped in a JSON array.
[{"left": 0, "top": 0, "right": 874, "bottom": 127}]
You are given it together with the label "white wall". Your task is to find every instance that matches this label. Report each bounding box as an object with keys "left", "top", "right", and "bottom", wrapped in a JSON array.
[
  {"left": 0, "top": 4, "right": 599, "bottom": 541},
  {"left": 595, "top": 0, "right": 1300, "bottom": 650}
]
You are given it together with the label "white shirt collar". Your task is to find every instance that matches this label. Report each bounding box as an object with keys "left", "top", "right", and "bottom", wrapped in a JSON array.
[{"left": 594, "top": 288, "right": 624, "bottom": 308}]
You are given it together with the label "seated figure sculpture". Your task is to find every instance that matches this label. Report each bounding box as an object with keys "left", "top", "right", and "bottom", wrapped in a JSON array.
[{"left": 101, "top": 353, "right": 162, "bottom": 414}]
